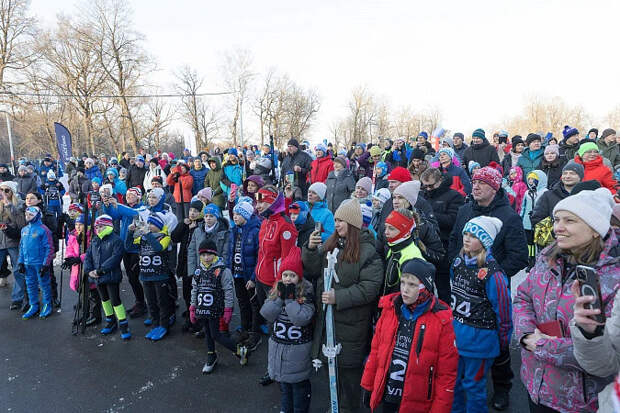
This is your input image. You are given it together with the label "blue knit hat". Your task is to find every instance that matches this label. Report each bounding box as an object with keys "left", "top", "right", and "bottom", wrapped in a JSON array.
[
  {"left": 75, "top": 214, "right": 86, "bottom": 225},
  {"left": 92, "top": 177, "right": 102, "bottom": 185},
  {"left": 147, "top": 213, "right": 165, "bottom": 230},
  {"left": 233, "top": 202, "right": 254, "bottom": 221},
  {"left": 25, "top": 206, "right": 41, "bottom": 222},
  {"left": 135, "top": 155, "right": 145, "bottom": 162},
  {"left": 417, "top": 131, "right": 429, "bottom": 140},
  {"left": 288, "top": 201, "right": 309, "bottom": 225},
  {"left": 472, "top": 128, "right": 486, "bottom": 140},
  {"left": 562, "top": 125, "right": 579, "bottom": 141},
  {"left": 204, "top": 203, "right": 221, "bottom": 218},
  {"left": 360, "top": 200, "right": 373, "bottom": 228},
  {"left": 314, "top": 143, "right": 327, "bottom": 155},
  {"left": 228, "top": 148, "right": 238, "bottom": 157}
]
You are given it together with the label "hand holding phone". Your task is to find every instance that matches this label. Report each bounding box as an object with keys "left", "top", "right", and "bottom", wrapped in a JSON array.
[{"left": 575, "top": 265, "right": 605, "bottom": 324}]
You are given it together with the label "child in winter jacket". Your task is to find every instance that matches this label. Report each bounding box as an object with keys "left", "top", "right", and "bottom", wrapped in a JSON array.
[
  {"left": 520, "top": 170, "right": 548, "bottom": 268},
  {"left": 224, "top": 201, "right": 262, "bottom": 349},
  {"left": 127, "top": 212, "right": 172, "bottom": 341},
  {"left": 189, "top": 239, "right": 249, "bottom": 374},
  {"left": 373, "top": 161, "right": 390, "bottom": 190},
  {"left": 18, "top": 206, "right": 55, "bottom": 319},
  {"left": 260, "top": 247, "right": 315, "bottom": 413},
  {"left": 361, "top": 258, "right": 458, "bottom": 413},
  {"left": 451, "top": 216, "right": 512, "bottom": 413},
  {"left": 83, "top": 214, "right": 131, "bottom": 340},
  {"left": 508, "top": 166, "right": 527, "bottom": 214},
  {"left": 41, "top": 170, "right": 65, "bottom": 223}
]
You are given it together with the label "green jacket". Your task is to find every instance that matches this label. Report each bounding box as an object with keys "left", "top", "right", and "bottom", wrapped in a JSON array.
[
  {"left": 302, "top": 229, "right": 383, "bottom": 368},
  {"left": 597, "top": 139, "right": 620, "bottom": 167},
  {"left": 204, "top": 156, "right": 225, "bottom": 209}
]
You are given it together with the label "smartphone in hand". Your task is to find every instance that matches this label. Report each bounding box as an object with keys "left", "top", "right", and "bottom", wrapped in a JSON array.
[{"left": 576, "top": 265, "right": 605, "bottom": 324}]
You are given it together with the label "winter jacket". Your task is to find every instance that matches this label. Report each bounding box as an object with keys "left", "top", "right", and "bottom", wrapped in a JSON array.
[
  {"left": 325, "top": 169, "right": 356, "bottom": 212},
  {"left": 440, "top": 162, "right": 471, "bottom": 195},
  {"left": 256, "top": 207, "right": 298, "bottom": 287},
  {"left": 539, "top": 157, "right": 565, "bottom": 190},
  {"left": 508, "top": 166, "right": 528, "bottom": 215},
  {"left": 83, "top": 230, "right": 124, "bottom": 285},
  {"left": 68, "top": 174, "right": 89, "bottom": 202},
  {"left": 513, "top": 230, "right": 619, "bottom": 412},
  {"left": 453, "top": 143, "right": 469, "bottom": 163},
  {"left": 462, "top": 139, "right": 500, "bottom": 171},
  {"left": 189, "top": 165, "right": 208, "bottom": 195},
  {"left": 224, "top": 214, "right": 261, "bottom": 281},
  {"left": 501, "top": 151, "right": 521, "bottom": 177},
  {"left": 220, "top": 161, "right": 243, "bottom": 198},
  {"left": 307, "top": 200, "right": 334, "bottom": 242},
  {"left": 520, "top": 169, "right": 548, "bottom": 231},
  {"left": 0, "top": 201, "right": 25, "bottom": 249},
  {"left": 530, "top": 182, "right": 570, "bottom": 228},
  {"left": 309, "top": 155, "right": 334, "bottom": 184},
  {"left": 166, "top": 166, "right": 193, "bottom": 204},
  {"left": 597, "top": 138, "right": 620, "bottom": 167},
  {"left": 385, "top": 147, "right": 410, "bottom": 168},
  {"left": 424, "top": 176, "right": 465, "bottom": 247},
  {"left": 143, "top": 166, "right": 167, "bottom": 192},
  {"left": 103, "top": 168, "right": 127, "bottom": 200},
  {"left": 190, "top": 257, "right": 234, "bottom": 313},
  {"left": 351, "top": 151, "right": 373, "bottom": 179},
  {"left": 448, "top": 189, "right": 528, "bottom": 277},
  {"left": 575, "top": 155, "right": 617, "bottom": 193},
  {"left": 559, "top": 139, "right": 579, "bottom": 162},
  {"left": 85, "top": 165, "right": 102, "bottom": 182},
  {"left": 0, "top": 170, "right": 14, "bottom": 182},
  {"left": 127, "top": 229, "right": 172, "bottom": 282},
  {"left": 15, "top": 173, "right": 38, "bottom": 197},
  {"left": 204, "top": 157, "right": 225, "bottom": 209},
  {"left": 516, "top": 147, "right": 544, "bottom": 178},
  {"left": 280, "top": 149, "right": 313, "bottom": 195},
  {"left": 103, "top": 201, "right": 149, "bottom": 253},
  {"left": 170, "top": 218, "right": 202, "bottom": 280},
  {"left": 361, "top": 293, "right": 458, "bottom": 413},
  {"left": 17, "top": 216, "right": 54, "bottom": 267},
  {"left": 187, "top": 218, "right": 230, "bottom": 278},
  {"left": 570, "top": 289, "right": 620, "bottom": 413},
  {"left": 66, "top": 230, "right": 90, "bottom": 292},
  {"left": 302, "top": 229, "right": 383, "bottom": 368},
  {"left": 126, "top": 164, "right": 147, "bottom": 190},
  {"left": 260, "top": 279, "right": 315, "bottom": 384}
]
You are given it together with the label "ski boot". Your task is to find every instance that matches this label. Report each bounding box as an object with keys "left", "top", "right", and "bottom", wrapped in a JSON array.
[
  {"left": 144, "top": 318, "right": 153, "bottom": 326},
  {"left": 145, "top": 327, "right": 158, "bottom": 339},
  {"left": 235, "top": 344, "right": 249, "bottom": 366},
  {"left": 39, "top": 302, "right": 52, "bottom": 318},
  {"left": 100, "top": 317, "right": 118, "bottom": 335},
  {"left": 119, "top": 320, "right": 131, "bottom": 340},
  {"left": 22, "top": 304, "right": 39, "bottom": 320},
  {"left": 202, "top": 352, "right": 218, "bottom": 374},
  {"left": 150, "top": 326, "right": 168, "bottom": 341}
]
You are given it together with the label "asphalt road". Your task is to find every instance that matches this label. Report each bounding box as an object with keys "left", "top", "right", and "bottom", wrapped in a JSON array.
[{"left": 1, "top": 269, "right": 530, "bottom": 413}]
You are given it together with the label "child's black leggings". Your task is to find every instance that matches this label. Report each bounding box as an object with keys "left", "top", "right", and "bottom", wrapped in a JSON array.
[{"left": 201, "top": 318, "right": 236, "bottom": 353}]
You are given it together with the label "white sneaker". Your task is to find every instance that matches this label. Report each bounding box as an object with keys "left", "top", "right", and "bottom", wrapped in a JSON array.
[{"left": 0, "top": 278, "right": 8, "bottom": 288}]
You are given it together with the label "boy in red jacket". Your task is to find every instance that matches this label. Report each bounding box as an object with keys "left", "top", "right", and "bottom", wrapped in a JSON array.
[{"left": 361, "top": 258, "right": 458, "bottom": 413}]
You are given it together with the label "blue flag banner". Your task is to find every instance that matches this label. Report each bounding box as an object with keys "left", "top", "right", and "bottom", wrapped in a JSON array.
[{"left": 54, "top": 122, "right": 72, "bottom": 166}]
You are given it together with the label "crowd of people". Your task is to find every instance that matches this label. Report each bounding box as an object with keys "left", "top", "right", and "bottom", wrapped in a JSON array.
[{"left": 1, "top": 125, "right": 619, "bottom": 413}]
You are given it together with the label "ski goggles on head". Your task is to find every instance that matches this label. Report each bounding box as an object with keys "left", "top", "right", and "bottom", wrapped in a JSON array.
[{"left": 257, "top": 189, "right": 277, "bottom": 204}]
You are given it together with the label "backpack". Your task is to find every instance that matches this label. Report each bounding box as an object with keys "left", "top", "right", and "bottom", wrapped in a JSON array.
[{"left": 534, "top": 216, "right": 554, "bottom": 247}]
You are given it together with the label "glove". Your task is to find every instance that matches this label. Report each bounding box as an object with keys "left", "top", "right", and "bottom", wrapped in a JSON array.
[
  {"left": 96, "top": 268, "right": 104, "bottom": 277},
  {"left": 277, "top": 282, "right": 286, "bottom": 299},
  {"left": 361, "top": 389, "right": 371, "bottom": 408},
  {"left": 17, "top": 263, "right": 25, "bottom": 274},
  {"left": 223, "top": 307, "right": 233, "bottom": 324},
  {"left": 284, "top": 283, "right": 296, "bottom": 300},
  {"left": 39, "top": 265, "right": 50, "bottom": 276},
  {"left": 189, "top": 305, "right": 197, "bottom": 324}
]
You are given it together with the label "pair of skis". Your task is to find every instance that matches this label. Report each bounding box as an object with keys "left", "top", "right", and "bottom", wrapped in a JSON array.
[{"left": 313, "top": 248, "right": 341, "bottom": 413}]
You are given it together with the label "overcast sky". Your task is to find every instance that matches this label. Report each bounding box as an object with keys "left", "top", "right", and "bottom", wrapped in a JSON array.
[{"left": 30, "top": 0, "right": 620, "bottom": 147}]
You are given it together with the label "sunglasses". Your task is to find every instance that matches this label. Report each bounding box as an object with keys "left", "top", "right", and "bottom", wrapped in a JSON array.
[{"left": 1, "top": 188, "right": 10, "bottom": 193}]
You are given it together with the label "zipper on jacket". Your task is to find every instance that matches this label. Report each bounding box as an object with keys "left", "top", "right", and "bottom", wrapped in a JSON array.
[
  {"left": 416, "top": 323, "right": 426, "bottom": 357},
  {"left": 427, "top": 366, "right": 434, "bottom": 400}
]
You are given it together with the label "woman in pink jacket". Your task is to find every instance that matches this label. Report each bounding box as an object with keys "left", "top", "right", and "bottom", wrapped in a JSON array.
[{"left": 513, "top": 188, "right": 620, "bottom": 412}]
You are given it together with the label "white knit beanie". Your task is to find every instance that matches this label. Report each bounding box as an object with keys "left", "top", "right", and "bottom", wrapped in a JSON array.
[
  {"left": 308, "top": 182, "right": 327, "bottom": 200},
  {"left": 462, "top": 216, "right": 503, "bottom": 250},
  {"left": 393, "top": 180, "right": 421, "bottom": 207},
  {"left": 553, "top": 188, "right": 614, "bottom": 238},
  {"left": 372, "top": 188, "right": 391, "bottom": 205}
]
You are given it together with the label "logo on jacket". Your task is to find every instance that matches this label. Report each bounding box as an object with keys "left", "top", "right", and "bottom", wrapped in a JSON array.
[{"left": 477, "top": 268, "right": 488, "bottom": 280}]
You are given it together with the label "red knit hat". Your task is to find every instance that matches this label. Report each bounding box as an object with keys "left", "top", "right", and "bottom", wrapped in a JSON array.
[
  {"left": 387, "top": 166, "right": 412, "bottom": 183},
  {"left": 257, "top": 188, "right": 278, "bottom": 204},
  {"left": 277, "top": 246, "right": 303, "bottom": 280},
  {"left": 472, "top": 166, "right": 502, "bottom": 191},
  {"left": 385, "top": 210, "right": 415, "bottom": 243}
]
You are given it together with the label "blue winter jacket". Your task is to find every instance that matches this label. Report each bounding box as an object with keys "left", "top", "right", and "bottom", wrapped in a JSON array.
[
  {"left": 38, "top": 161, "right": 63, "bottom": 181},
  {"left": 18, "top": 217, "right": 54, "bottom": 266},
  {"left": 85, "top": 165, "right": 102, "bottom": 181},
  {"left": 104, "top": 201, "right": 149, "bottom": 253},
  {"left": 83, "top": 231, "right": 125, "bottom": 285},
  {"left": 105, "top": 168, "right": 127, "bottom": 196},
  {"left": 127, "top": 229, "right": 171, "bottom": 282},
  {"left": 224, "top": 214, "right": 261, "bottom": 281},
  {"left": 221, "top": 163, "right": 243, "bottom": 197},
  {"left": 441, "top": 163, "right": 472, "bottom": 194},
  {"left": 450, "top": 254, "right": 513, "bottom": 359},
  {"left": 306, "top": 200, "right": 334, "bottom": 242},
  {"left": 189, "top": 166, "right": 209, "bottom": 195}
]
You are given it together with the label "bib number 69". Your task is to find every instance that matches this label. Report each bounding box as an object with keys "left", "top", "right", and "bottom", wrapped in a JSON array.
[{"left": 197, "top": 292, "right": 214, "bottom": 307}]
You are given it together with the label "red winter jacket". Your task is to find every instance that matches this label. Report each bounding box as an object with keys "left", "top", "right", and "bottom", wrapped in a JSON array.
[
  {"left": 309, "top": 155, "right": 334, "bottom": 184},
  {"left": 361, "top": 293, "right": 458, "bottom": 413},
  {"left": 166, "top": 166, "right": 194, "bottom": 203},
  {"left": 574, "top": 155, "right": 617, "bottom": 193},
  {"left": 256, "top": 212, "right": 298, "bottom": 287}
]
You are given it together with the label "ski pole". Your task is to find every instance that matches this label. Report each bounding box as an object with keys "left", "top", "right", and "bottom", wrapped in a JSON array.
[{"left": 57, "top": 237, "right": 64, "bottom": 313}]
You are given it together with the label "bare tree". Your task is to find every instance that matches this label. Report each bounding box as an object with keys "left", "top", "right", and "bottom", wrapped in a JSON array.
[
  {"left": 175, "top": 65, "right": 203, "bottom": 149},
  {"left": 220, "top": 47, "right": 254, "bottom": 147},
  {"left": 0, "top": 0, "right": 38, "bottom": 92}
]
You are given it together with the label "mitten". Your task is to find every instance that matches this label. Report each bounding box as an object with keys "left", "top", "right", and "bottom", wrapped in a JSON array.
[
  {"left": 189, "top": 305, "right": 197, "bottom": 324},
  {"left": 223, "top": 307, "right": 233, "bottom": 324}
]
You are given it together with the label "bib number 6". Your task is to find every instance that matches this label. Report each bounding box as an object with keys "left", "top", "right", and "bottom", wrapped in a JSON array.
[{"left": 274, "top": 322, "right": 302, "bottom": 340}]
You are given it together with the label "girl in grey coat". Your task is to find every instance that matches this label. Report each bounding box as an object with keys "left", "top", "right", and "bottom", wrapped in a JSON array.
[
  {"left": 260, "top": 246, "right": 315, "bottom": 413},
  {"left": 325, "top": 158, "right": 356, "bottom": 212}
]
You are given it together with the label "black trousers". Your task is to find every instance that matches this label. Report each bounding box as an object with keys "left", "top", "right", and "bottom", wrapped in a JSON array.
[
  {"left": 201, "top": 318, "right": 236, "bottom": 353},
  {"left": 233, "top": 277, "right": 259, "bottom": 333},
  {"left": 255, "top": 281, "right": 272, "bottom": 327},
  {"left": 143, "top": 280, "right": 171, "bottom": 328},
  {"left": 123, "top": 253, "right": 144, "bottom": 305},
  {"left": 97, "top": 283, "right": 121, "bottom": 307},
  {"left": 491, "top": 338, "right": 514, "bottom": 393}
]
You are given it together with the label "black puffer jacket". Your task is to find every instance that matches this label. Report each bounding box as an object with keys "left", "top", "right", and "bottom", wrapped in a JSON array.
[
  {"left": 448, "top": 189, "right": 528, "bottom": 277},
  {"left": 530, "top": 181, "right": 570, "bottom": 227},
  {"left": 539, "top": 157, "right": 565, "bottom": 189},
  {"left": 462, "top": 139, "right": 500, "bottom": 171},
  {"left": 423, "top": 176, "right": 465, "bottom": 247}
]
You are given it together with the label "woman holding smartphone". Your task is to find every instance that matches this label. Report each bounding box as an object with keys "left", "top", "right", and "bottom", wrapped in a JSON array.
[{"left": 513, "top": 188, "right": 620, "bottom": 413}]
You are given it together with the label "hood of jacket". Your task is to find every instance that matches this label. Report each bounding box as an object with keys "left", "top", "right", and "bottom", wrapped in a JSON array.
[
  {"left": 527, "top": 169, "right": 548, "bottom": 192},
  {"left": 207, "top": 156, "right": 222, "bottom": 171},
  {"left": 509, "top": 165, "right": 524, "bottom": 183}
]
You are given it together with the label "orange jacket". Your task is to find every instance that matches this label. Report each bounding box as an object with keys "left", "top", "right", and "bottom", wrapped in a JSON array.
[{"left": 166, "top": 166, "right": 193, "bottom": 203}]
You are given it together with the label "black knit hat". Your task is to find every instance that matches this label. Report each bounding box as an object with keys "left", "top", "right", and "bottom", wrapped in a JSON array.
[
  {"left": 401, "top": 258, "right": 436, "bottom": 293},
  {"left": 198, "top": 239, "right": 218, "bottom": 255},
  {"left": 287, "top": 138, "right": 299, "bottom": 148},
  {"left": 588, "top": 128, "right": 599, "bottom": 137},
  {"left": 525, "top": 133, "right": 542, "bottom": 146},
  {"left": 190, "top": 199, "right": 204, "bottom": 212},
  {"left": 511, "top": 135, "right": 524, "bottom": 147},
  {"left": 411, "top": 148, "right": 425, "bottom": 160}
]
